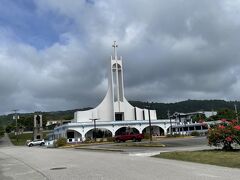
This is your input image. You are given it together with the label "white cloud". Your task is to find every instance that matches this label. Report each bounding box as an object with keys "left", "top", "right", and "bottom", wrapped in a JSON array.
[
  {"left": 171, "top": 36, "right": 207, "bottom": 54},
  {"left": 1, "top": 0, "right": 240, "bottom": 113}
]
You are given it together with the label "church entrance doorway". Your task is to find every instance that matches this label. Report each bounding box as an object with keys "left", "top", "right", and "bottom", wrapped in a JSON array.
[{"left": 115, "top": 112, "right": 124, "bottom": 121}]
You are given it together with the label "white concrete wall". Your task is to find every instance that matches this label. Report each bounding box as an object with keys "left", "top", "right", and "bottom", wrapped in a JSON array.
[
  {"left": 135, "top": 107, "right": 143, "bottom": 120},
  {"left": 74, "top": 87, "right": 114, "bottom": 122},
  {"left": 144, "top": 109, "right": 149, "bottom": 120},
  {"left": 150, "top": 110, "right": 157, "bottom": 120},
  {"left": 122, "top": 98, "right": 135, "bottom": 120}
]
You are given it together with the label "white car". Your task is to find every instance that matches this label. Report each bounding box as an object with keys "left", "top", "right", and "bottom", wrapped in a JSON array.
[{"left": 27, "top": 139, "right": 45, "bottom": 147}]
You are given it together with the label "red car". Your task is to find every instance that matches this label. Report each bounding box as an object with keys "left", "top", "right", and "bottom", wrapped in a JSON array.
[{"left": 114, "top": 133, "right": 144, "bottom": 142}]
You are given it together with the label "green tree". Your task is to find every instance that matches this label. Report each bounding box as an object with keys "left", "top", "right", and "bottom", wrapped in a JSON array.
[
  {"left": 209, "top": 108, "right": 236, "bottom": 121},
  {"left": 0, "top": 126, "right": 5, "bottom": 137},
  {"left": 192, "top": 114, "right": 206, "bottom": 123},
  {"left": 5, "top": 124, "right": 14, "bottom": 133}
]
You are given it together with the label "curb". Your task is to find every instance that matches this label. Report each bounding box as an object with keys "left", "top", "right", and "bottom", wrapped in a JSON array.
[{"left": 75, "top": 147, "right": 124, "bottom": 152}]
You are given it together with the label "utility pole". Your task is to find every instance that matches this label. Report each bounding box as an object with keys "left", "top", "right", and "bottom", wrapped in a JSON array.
[
  {"left": 234, "top": 104, "right": 239, "bottom": 123},
  {"left": 145, "top": 104, "right": 152, "bottom": 143},
  {"left": 167, "top": 110, "right": 172, "bottom": 135},
  {"left": 12, "top": 109, "right": 19, "bottom": 143},
  {"left": 90, "top": 118, "right": 100, "bottom": 142}
]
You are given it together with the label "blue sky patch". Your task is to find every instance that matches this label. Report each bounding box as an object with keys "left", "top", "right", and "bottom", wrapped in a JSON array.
[{"left": 0, "top": 0, "right": 74, "bottom": 49}]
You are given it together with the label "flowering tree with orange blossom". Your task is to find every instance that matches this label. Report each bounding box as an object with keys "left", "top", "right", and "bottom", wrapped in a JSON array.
[{"left": 208, "top": 119, "right": 240, "bottom": 150}]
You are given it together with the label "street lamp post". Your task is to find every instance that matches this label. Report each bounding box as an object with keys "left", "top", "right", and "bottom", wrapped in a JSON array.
[
  {"left": 167, "top": 110, "right": 173, "bottom": 135},
  {"left": 90, "top": 118, "right": 99, "bottom": 142},
  {"left": 184, "top": 120, "right": 187, "bottom": 135},
  {"left": 146, "top": 105, "right": 152, "bottom": 142}
]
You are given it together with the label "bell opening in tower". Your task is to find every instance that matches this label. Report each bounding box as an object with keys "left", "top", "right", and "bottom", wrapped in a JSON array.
[{"left": 112, "top": 63, "right": 123, "bottom": 102}]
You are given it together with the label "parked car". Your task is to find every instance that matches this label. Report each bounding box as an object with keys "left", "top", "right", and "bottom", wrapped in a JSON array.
[
  {"left": 114, "top": 133, "right": 144, "bottom": 142},
  {"left": 27, "top": 139, "right": 45, "bottom": 147}
]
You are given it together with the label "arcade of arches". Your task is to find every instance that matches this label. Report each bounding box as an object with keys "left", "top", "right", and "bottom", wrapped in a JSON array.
[{"left": 66, "top": 125, "right": 165, "bottom": 141}]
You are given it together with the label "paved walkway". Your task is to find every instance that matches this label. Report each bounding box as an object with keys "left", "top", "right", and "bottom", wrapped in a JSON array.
[{"left": 0, "top": 133, "right": 13, "bottom": 147}]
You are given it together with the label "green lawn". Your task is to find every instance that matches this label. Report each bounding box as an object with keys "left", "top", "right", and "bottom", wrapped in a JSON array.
[
  {"left": 154, "top": 150, "right": 240, "bottom": 168},
  {"left": 8, "top": 132, "right": 48, "bottom": 146}
]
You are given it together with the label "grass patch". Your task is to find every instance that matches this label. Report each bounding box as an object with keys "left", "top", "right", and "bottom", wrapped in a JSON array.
[
  {"left": 154, "top": 150, "right": 240, "bottom": 168},
  {"left": 8, "top": 132, "right": 48, "bottom": 146}
]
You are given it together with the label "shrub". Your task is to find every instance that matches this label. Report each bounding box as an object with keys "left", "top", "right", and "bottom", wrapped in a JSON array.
[
  {"left": 106, "top": 137, "right": 114, "bottom": 142},
  {"left": 5, "top": 125, "right": 14, "bottom": 133},
  {"left": 55, "top": 137, "right": 67, "bottom": 147},
  {"left": 96, "top": 138, "right": 103, "bottom": 142},
  {"left": 0, "top": 126, "right": 5, "bottom": 137},
  {"left": 84, "top": 137, "right": 94, "bottom": 143},
  {"left": 208, "top": 119, "right": 240, "bottom": 150},
  {"left": 143, "top": 133, "right": 150, "bottom": 139},
  {"left": 190, "top": 131, "right": 200, "bottom": 136},
  {"left": 166, "top": 133, "right": 181, "bottom": 138}
]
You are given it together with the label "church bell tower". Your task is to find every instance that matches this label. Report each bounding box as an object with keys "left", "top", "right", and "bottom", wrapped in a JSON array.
[
  {"left": 110, "top": 41, "right": 125, "bottom": 121},
  {"left": 33, "top": 114, "right": 43, "bottom": 140}
]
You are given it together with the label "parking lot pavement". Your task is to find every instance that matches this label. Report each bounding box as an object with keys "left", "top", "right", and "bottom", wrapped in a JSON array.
[
  {"left": 1, "top": 145, "right": 240, "bottom": 180},
  {"left": 74, "top": 136, "right": 210, "bottom": 155},
  {"left": 1, "top": 136, "right": 239, "bottom": 180},
  {"left": 0, "top": 147, "right": 47, "bottom": 180}
]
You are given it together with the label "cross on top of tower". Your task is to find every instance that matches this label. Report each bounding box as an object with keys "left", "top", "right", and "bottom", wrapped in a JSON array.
[{"left": 112, "top": 41, "right": 118, "bottom": 58}]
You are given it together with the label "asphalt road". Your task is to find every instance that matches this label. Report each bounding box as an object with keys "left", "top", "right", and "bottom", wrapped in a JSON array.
[{"left": 1, "top": 135, "right": 240, "bottom": 180}]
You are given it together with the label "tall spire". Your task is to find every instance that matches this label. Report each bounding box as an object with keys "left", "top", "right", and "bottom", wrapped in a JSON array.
[{"left": 112, "top": 41, "right": 118, "bottom": 58}]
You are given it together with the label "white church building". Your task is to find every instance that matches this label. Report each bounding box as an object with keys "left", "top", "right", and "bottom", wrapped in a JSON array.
[
  {"left": 53, "top": 42, "right": 209, "bottom": 142},
  {"left": 73, "top": 41, "right": 157, "bottom": 123}
]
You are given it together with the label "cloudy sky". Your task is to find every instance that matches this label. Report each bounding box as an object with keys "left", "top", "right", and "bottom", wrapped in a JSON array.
[{"left": 0, "top": 0, "right": 240, "bottom": 114}]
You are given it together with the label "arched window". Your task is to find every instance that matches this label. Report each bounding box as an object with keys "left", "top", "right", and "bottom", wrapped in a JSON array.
[
  {"left": 112, "top": 63, "right": 121, "bottom": 70},
  {"left": 112, "top": 63, "right": 123, "bottom": 101},
  {"left": 36, "top": 115, "right": 41, "bottom": 126}
]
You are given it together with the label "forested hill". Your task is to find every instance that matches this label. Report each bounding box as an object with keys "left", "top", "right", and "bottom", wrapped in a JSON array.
[
  {"left": 0, "top": 100, "right": 239, "bottom": 127},
  {"left": 129, "top": 99, "right": 240, "bottom": 119},
  {"left": 0, "top": 107, "right": 92, "bottom": 128}
]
